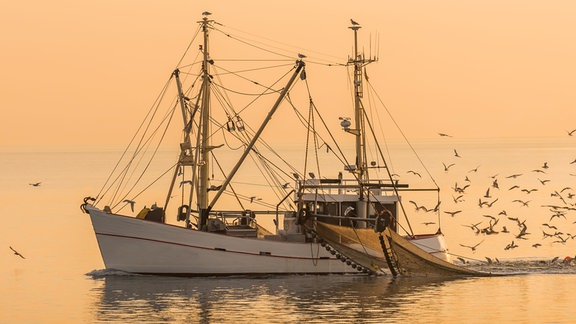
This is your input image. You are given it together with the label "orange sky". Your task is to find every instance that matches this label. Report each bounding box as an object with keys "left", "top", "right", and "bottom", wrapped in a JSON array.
[{"left": 1, "top": 1, "right": 576, "bottom": 150}]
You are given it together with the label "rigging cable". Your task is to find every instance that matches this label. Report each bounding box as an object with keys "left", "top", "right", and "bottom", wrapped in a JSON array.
[
  {"left": 364, "top": 78, "right": 443, "bottom": 232},
  {"left": 96, "top": 75, "right": 174, "bottom": 207},
  {"left": 213, "top": 24, "right": 346, "bottom": 66},
  {"left": 113, "top": 93, "right": 180, "bottom": 211}
]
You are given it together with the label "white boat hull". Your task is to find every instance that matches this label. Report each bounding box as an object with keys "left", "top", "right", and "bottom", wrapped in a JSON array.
[
  {"left": 87, "top": 206, "right": 359, "bottom": 275},
  {"left": 87, "top": 206, "right": 451, "bottom": 275}
]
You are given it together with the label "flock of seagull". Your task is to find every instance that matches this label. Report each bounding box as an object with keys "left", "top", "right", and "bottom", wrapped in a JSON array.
[{"left": 405, "top": 131, "right": 576, "bottom": 263}]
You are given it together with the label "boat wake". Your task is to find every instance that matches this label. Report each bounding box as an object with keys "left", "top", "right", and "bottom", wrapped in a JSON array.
[
  {"left": 86, "top": 269, "right": 143, "bottom": 278},
  {"left": 463, "top": 258, "right": 576, "bottom": 275}
]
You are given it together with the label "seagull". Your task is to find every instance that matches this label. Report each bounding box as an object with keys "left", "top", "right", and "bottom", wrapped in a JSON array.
[
  {"left": 551, "top": 256, "right": 559, "bottom": 263},
  {"left": 452, "top": 194, "right": 464, "bottom": 203},
  {"left": 541, "top": 162, "right": 549, "bottom": 169},
  {"left": 462, "top": 222, "right": 482, "bottom": 235},
  {"left": 308, "top": 172, "right": 315, "bottom": 179},
  {"left": 202, "top": 11, "right": 212, "bottom": 16},
  {"left": 281, "top": 182, "right": 290, "bottom": 189},
  {"left": 452, "top": 183, "right": 470, "bottom": 193},
  {"left": 538, "top": 178, "right": 550, "bottom": 185},
  {"left": 407, "top": 170, "right": 422, "bottom": 178},
  {"left": 443, "top": 162, "right": 455, "bottom": 172},
  {"left": 249, "top": 196, "right": 261, "bottom": 203},
  {"left": 521, "top": 188, "right": 538, "bottom": 194},
  {"left": 422, "top": 222, "right": 436, "bottom": 226},
  {"left": 438, "top": 132, "right": 452, "bottom": 137},
  {"left": 180, "top": 180, "right": 193, "bottom": 187},
  {"left": 29, "top": 182, "right": 42, "bottom": 187},
  {"left": 484, "top": 188, "right": 491, "bottom": 198},
  {"left": 504, "top": 241, "right": 518, "bottom": 250},
  {"left": 10, "top": 246, "right": 25, "bottom": 259},
  {"left": 350, "top": 19, "right": 360, "bottom": 25},
  {"left": 454, "top": 149, "right": 461, "bottom": 158},
  {"left": 207, "top": 185, "right": 222, "bottom": 191},
  {"left": 444, "top": 210, "right": 462, "bottom": 217},
  {"left": 460, "top": 239, "right": 484, "bottom": 252},
  {"left": 344, "top": 206, "right": 355, "bottom": 216},
  {"left": 123, "top": 199, "right": 136, "bottom": 212},
  {"left": 506, "top": 174, "right": 523, "bottom": 179},
  {"left": 297, "top": 53, "right": 307, "bottom": 59},
  {"left": 468, "top": 165, "right": 480, "bottom": 173},
  {"left": 492, "top": 179, "right": 499, "bottom": 189},
  {"left": 512, "top": 199, "right": 530, "bottom": 207},
  {"left": 567, "top": 129, "right": 576, "bottom": 136}
]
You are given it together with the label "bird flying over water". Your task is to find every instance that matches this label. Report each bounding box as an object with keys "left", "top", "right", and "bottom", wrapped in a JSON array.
[
  {"left": 10, "top": 246, "right": 25, "bottom": 259},
  {"left": 512, "top": 199, "right": 530, "bottom": 207},
  {"left": 444, "top": 210, "right": 462, "bottom": 217},
  {"left": 468, "top": 165, "right": 480, "bottom": 173},
  {"left": 443, "top": 162, "right": 455, "bottom": 171},
  {"left": 460, "top": 240, "right": 484, "bottom": 252}
]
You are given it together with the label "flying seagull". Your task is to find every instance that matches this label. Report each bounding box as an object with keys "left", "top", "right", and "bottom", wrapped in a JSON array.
[
  {"left": 460, "top": 240, "right": 484, "bottom": 252},
  {"left": 29, "top": 182, "right": 41, "bottom": 187},
  {"left": 438, "top": 133, "right": 452, "bottom": 137},
  {"left": 567, "top": 129, "right": 576, "bottom": 136},
  {"left": 10, "top": 246, "right": 25, "bottom": 259},
  {"left": 123, "top": 199, "right": 136, "bottom": 212}
]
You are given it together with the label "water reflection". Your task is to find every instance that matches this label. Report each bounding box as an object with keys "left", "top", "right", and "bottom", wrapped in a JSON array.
[{"left": 89, "top": 272, "right": 464, "bottom": 323}]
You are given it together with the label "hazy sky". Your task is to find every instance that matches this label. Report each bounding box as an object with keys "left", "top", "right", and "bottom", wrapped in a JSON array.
[{"left": 1, "top": 1, "right": 575, "bottom": 149}]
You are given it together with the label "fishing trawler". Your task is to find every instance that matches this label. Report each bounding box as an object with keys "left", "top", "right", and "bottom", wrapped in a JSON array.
[{"left": 82, "top": 13, "right": 481, "bottom": 276}]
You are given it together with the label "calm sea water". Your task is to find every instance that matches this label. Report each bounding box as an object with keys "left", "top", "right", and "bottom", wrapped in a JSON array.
[{"left": 2, "top": 138, "right": 576, "bottom": 323}]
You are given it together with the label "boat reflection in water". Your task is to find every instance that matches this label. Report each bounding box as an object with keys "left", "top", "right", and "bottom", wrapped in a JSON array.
[{"left": 90, "top": 272, "right": 463, "bottom": 323}]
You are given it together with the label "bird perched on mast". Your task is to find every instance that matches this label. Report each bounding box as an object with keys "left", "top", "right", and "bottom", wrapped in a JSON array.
[{"left": 350, "top": 19, "right": 360, "bottom": 26}]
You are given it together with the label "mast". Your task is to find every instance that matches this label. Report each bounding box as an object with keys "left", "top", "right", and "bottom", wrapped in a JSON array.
[
  {"left": 348, "top": 20, "right": 376, "bottom": 224},
  {"left": 197, "top": 16, "right": 212, "bottom": 229}
]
